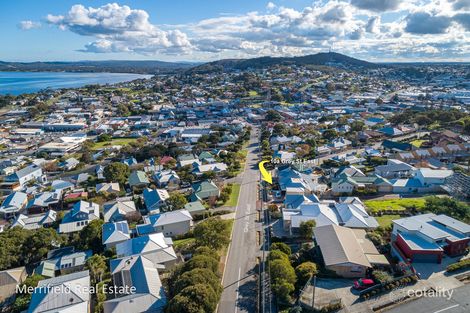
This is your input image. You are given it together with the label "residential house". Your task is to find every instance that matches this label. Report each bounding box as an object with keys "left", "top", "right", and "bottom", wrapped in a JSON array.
[
  {"left": 115, "top": 233, "right": 177, "bottom": 269},
  {"left": 103, "top": 256, "right": 166, "bottom": 313},
  {"left": 5, "top": 165, "right": 44, "bottom": 187},
  {"left": 184, "top": 201, "right": 206, "bottom": 216},
  {"left": 59, "top": 201, "right": 100, "bottom": 233},
  {"left": 128, "top": 171, "right": 150, "bottom": 189},
  {"left": 331, "top": 173, "right": 392, "bottom": 195},
  {"left": 328, "top": 137, "right": 352, "bottom": 151},
  {"left": 0, "top": 267, "right": 26, "bottom": 303},
  {"left": 59, "top": 158, "right": 80, "bottom": 171},
  {"left": 96, "top": 182, "right": 121, "bottom": 194},
  {"left": 35, "top": 247, "right": 92, "bottom": 278},
  {"left": 50, "top": 180, "right": 74, "bottom": 193},
  {"left": 378, "top": 126, "right": 403, "bottom": 137},
  {"left": 0, "top": 191, "right": 28, "bottom": 218},
  {"left": 11, "top": 210, "right": 57, "bottom": 230},
  {"left": 27, "top": 271, "right": 90, "bottom": 313},
  {"left": 26, "top": 191, "right": 61, "bottom": 213},
  {"left": 375, "top": 159, "right": 416, "bottom": 179},
  {"left": 190, "top": 180, "right": 220, "bottom": 201},
  {"left": 392, "top": 213, "right": 470, "bottom": 263},
  {"left": 143, "top": 188, "right": 169, "bottom": 214},
  {"left": 154, "top": 170, "right": 180, "bottom": 188},
  {"left": 415, "top": 168, "right": 453, "bottom": 191},
  {"left": 102, "top": 221, "right": 131, "bottom": 249},
  {"left": 314, "top": 224, "right": 388, "bottom": 278},
  {"left": 192, "top": 162, "right": 228, "bottom": 176},
  {"left": 103, "top": 199, "right": 137, "bottom": 223},
  {"left": 177, "top": 154, "right": 200, "bottom": 168},
  {"left": 137, "top": 209, "right": 193, "bottom": 237},
  {"left": 283, "top": 197, "right": 378, "bottom": 233}
]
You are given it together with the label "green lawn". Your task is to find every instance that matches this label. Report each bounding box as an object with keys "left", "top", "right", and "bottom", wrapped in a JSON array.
[
  {"left": 248, "top": 90, "right": 258, "bottom": 97},
  {"left": 375, "top": 214, "right": 401, "bottom": 228},
  {"left": 92, "top": 138, "right": 138, "bottom": 150},
  {"left": 173, "top": 237, "right": 195, "bottom": 250},
  {"left": 364, "top": 198, "right": 427, "bottom": 213},
  {"left": 225, "top": 183, "right": 241, "bottom": 207}
]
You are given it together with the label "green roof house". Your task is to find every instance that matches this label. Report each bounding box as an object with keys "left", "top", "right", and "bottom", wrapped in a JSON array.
[
  {"left": 190, "top": 180, "right": 220, "bottom": 201},
  {"left": 128, "top": 170, "right": 150, "bottom": 188},
  {"left": 184, "top": 201, "right": 206, "bottom": 216}
]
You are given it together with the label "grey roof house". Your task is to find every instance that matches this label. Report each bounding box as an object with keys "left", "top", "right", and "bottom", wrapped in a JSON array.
[
  {"left": 104, "top": 256, "right": 166, "bottom": 313},
  {"left": 27, "top": 270, "right": 90, "bottom": 313}
]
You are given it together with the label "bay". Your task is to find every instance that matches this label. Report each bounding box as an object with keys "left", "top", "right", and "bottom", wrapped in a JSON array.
[{"left": 0, "top": 71, "right": 153, "bottom": 95}]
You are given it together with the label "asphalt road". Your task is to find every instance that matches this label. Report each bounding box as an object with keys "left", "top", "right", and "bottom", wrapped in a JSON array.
[
  {"left": 386, "top": 284, "right": 470, "bottom": 313},
  {"left": 218, "top": 131, "right": 260, "bottom": 313}
]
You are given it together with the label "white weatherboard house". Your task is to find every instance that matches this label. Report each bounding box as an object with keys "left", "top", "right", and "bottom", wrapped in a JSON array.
[
  {"left": 5, "top": 165, "right": 44, "bottom": 187},
  {"left": 59, "top": 201, "right": 100, "bottom": 233}
]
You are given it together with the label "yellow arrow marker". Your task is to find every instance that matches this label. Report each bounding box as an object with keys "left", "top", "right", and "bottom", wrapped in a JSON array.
[{"left": 259, "top": 161, "right": 272, "bottom": 184}]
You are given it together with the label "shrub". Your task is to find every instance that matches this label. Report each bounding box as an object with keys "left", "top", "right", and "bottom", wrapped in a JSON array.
[
  {"left": 271, "top": 242, "right": 292, "bottom": 255},
  {"left": 447, "top": 258, "right": 470, "bottom": 272},
  {"left": 372, "top": 270, "right": 393, "bottom": 284}
]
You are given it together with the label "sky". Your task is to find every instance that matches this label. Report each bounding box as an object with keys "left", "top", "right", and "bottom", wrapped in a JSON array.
[{"left": 1, "top": 0, "right": 469, "bottom": 62}]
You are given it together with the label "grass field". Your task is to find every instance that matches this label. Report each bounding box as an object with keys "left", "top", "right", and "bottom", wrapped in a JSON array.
[
  {"left": 364, "top": 197, "right": 427, "bottom": 213},
  {"left": 173, "top": 237, "right": 195, "bottom": 250},
  {"left": 248, "top": 90, "right": 258, "bottom": 97},
  {"left": 92, "top": 138, "right": 138, "bottom": 150},
  {"left": 376, "top": 214, "right": 401, "bottom": 228},
  {"left": 225, "top": 183, "right": 241, "bottom": 207}
]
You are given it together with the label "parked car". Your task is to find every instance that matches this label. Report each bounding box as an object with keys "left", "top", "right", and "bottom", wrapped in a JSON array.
[{"left": 353, "top": 278, "right": 375, "bottom": 290}]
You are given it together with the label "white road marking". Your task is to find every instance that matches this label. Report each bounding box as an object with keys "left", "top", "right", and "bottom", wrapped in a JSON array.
[
  {"left": 235, "top": 267, "right": 241, "bottom": 313},
  {"left": 244, "top": 204, "right": 251, "bottom": 233},
  {"left": 433, "top": 304, "right": 459, "bottom": 313}
]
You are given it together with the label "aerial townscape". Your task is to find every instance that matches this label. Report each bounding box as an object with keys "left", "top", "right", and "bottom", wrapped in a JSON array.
[{"left": 0, "top": 1, "right": 470, "bottom": 313}]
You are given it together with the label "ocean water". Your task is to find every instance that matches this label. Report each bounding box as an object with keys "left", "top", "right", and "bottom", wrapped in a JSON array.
[{"left": 0, "top": 71, "right": 153, "bottom": 95}]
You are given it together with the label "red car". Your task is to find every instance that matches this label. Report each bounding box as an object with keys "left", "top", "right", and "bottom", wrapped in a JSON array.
[{"left": 353, "top": 278, "right": 375, "bottom": 290}]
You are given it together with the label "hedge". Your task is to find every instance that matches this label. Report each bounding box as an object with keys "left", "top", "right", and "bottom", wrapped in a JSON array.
[{"left": 447, "top": 258, "right": 470, "bottom": 272}]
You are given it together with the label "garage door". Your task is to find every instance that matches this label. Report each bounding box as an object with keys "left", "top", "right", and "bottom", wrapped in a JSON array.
[{"left": 412, "top": 253, "right": 439, "bottom": 263}]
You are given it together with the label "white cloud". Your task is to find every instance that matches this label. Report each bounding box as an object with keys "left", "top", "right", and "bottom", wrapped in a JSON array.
[
  {"left": 18, "top": 20, "right": 41, "bottom": 30},
  {"left": 46, "top": 3, "right": 192, "bottom": 55},
  {"left": 32, "top": 1, "right": 470, "bottom": 61}
]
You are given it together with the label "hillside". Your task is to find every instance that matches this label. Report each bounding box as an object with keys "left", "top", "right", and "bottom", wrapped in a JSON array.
[
  {"left": 0, "top": 60, "right": 195, "bottom": 74},
  {"left": 189, "top": 52, "right": 379, "bottom": 73}
]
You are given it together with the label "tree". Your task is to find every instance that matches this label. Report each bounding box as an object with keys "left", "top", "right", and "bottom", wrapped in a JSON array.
[
  {"left": 270, "top": 242, "right": 291, "bottom": 255},
  {"left": 322, "top": 129, "right": 338, "bottom": 141},
  {"left": 270, "top": 259, "right": 296, "bottom": 286},
  {"left": 21, "top": 228, "right": 65, "bottom": 264},
  {"left": 173, "top": 268, "right": 222, "bottom": 296},
  {"left": 193, "top": 218, "right": 231, "bottom": 250},
  {"left": 299, "top": 220, "right": 316, "bottom": 240},
  {"left": 77, "top": 219, "right": 105, "bottom": 253},
  {"left": 295, "top": 262, "right": 318, "bottom": 287},
  {"left": 266, "top": 110, "right": 282, "bottom": 122},
  {"left": 97, "top": 134, "right": 112, "bottom": 142},
  {"left": 104, "top": 162, "right": 130, "bottom": 184},
  {"left": 167, "top": 192, "right": 188, "bottom": 211},
  {"left": 272, "top": 279, "right": 295, "bottom": 304},
  {"left": 86, "top": 254, "right": 108, "bottom": 285},
  {"left": 193, "top": 246, "right": 219, "bottom": 260},
  {"left": 425, "top": 196, "right": 470, "bottom": 222},
  {"left": 268, "top": 249, "right": 289, "bottom": 263},
  {"left": 176, "top": 284, "right": 219, "bottom": 313},
  {"left": 183, "top": 255, "right": 219, "bottom": 274},
  {"left": 201, "top": 170, "right": 216, "bottom": 180}
]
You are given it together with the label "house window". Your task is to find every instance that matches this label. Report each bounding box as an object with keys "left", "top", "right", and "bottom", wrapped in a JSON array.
[{"left": 76, "top": 222, "right": 80, "bottom": 227}]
